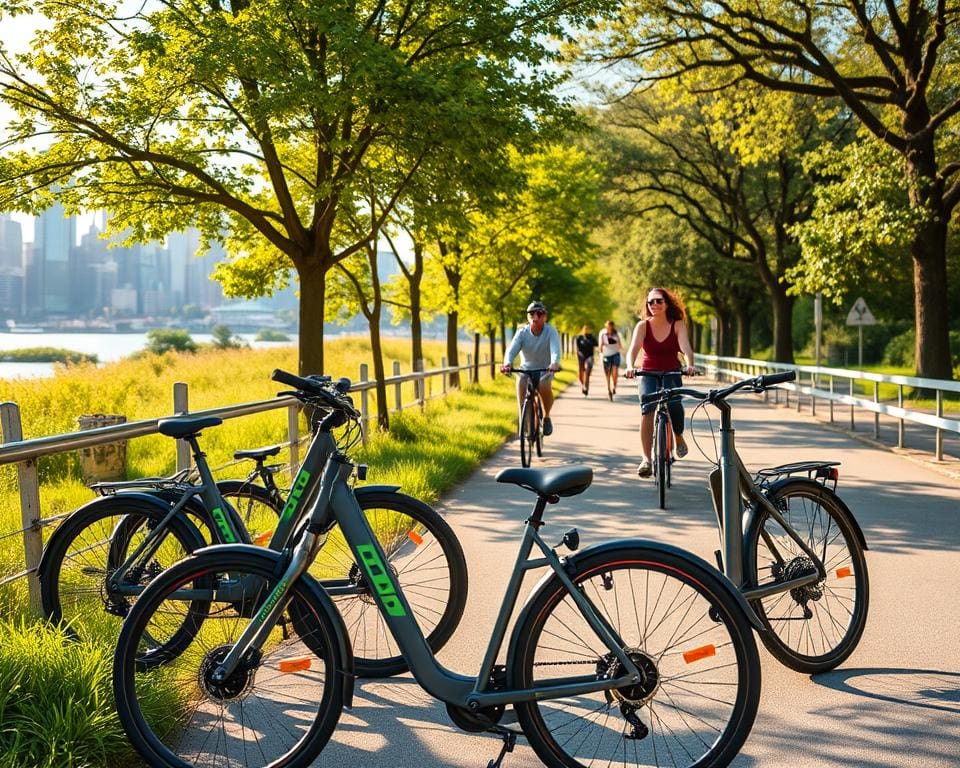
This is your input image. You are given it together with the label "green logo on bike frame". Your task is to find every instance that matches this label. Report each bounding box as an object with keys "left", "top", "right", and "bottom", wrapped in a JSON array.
[
  {"left": 255, "top": 576, "right": 290, "bottom": 623},
  {"left": 356, "top": 544, "right": 407, "bottom": 616},
  {"left": 280, "top": 469, "right": 312, "bottom": 524},
  {"left": 211, "top": 507, "right": 237, "bottom": 543}
]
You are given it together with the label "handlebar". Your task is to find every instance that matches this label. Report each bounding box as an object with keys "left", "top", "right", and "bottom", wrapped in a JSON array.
[
  {"left": 271, "top": 369, "right": 359, "bottom": 416},
  {"left": 640, "top": 370, "right": 796, "bottom": 407}
]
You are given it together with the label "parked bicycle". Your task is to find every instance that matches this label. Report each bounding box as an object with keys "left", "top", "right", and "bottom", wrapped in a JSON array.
[
  {"left": 643, "top": 370, "right": 869, "bottom": 673},
  {"left": 627, "top": 368, "right": 699, "bottom": 509},
  {"left": 114, "top": 368, "right": 762, "bottom": 768},
  {"left": 503, "top": 367, "right": 551, "bottom": 467},
  {"left": 40, "top": 374, "right": 467, "bottom": 678}
]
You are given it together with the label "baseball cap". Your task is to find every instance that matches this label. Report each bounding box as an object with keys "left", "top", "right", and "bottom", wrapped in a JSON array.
[{"left": 526, "top": 301, "right": 547, "bottom": 314}]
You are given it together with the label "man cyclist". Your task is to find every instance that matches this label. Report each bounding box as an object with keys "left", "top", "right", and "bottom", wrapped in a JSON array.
[{"left": 500, "top": 300, "right": 561, "bottom": 436}]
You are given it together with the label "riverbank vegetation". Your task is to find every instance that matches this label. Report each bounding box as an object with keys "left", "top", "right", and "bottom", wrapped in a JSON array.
[{"left": 0, "top": 347, "right": 97, "bottom": 364}]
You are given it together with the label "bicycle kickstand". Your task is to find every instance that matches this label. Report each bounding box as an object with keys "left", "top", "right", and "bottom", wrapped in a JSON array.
[{"left": 487, "top": 731, "right": 517, "bottom": 768}]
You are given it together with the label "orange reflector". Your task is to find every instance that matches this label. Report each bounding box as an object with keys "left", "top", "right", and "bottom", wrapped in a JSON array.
[
  {"left": 279, "top": 657, "right": 312, "bottom": 674},
  {"left": 836, "top": 566, "right": 852, "bottom": 579},
  {"left": 407, "top": 530, "right": 424, "bottom": 546},
  {"left": 253, "top": 531, "right": 273, "bottom": 546},
  {"left": 683, "top": 645, "right": 716, "bottom": 664}
]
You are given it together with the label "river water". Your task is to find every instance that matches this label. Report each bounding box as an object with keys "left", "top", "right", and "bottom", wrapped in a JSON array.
[{"left": 0, "top": 332, "right": 298, "bottom": 379}]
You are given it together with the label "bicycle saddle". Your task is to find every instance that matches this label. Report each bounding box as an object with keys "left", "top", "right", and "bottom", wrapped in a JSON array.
[
  {"left": 157, "top": 415, "right": 223, "bottom": 438},
  {"left": 233, "top": 445, "right": 282, "bottom": 461},
  {"left": 495, "top": 466, "right": 592, "bottom": 498}
]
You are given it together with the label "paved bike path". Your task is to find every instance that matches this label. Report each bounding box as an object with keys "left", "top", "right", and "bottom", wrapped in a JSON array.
[{"left": 318, "top": 376, "right": 960, "bottom": 768}]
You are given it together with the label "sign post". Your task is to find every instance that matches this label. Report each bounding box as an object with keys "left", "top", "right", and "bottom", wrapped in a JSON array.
[
  {"left": 845, "top": 297, "right": 876, "bottom": 368},
  {"left": 814, "top": 293, "right": 823, "bottom": 382}
]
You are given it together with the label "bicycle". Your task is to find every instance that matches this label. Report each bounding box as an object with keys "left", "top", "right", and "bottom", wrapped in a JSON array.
[
  {"left": 628, "top": 368, "right": 695, "bottom": 509},
  {"left": 643, "top": 370, "right": 870, "bottom": 674},
  {"left": 40, "top": 374, "right": 467, "bottom": 678},
  {"left": 504, "top": 367, "right": 550, "bottom": 468},
  {"left": 114, "top": 368, "right": 762, "bottom": 768}
]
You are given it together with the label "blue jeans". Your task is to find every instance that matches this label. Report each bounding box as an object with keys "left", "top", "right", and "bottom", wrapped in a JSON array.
[{"left": 638, "top": 372, "right": 685, "bottom": 434}]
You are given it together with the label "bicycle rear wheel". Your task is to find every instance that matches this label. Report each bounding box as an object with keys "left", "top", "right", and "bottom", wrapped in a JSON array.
[
  {"left": 512, "top": 544, "right": 761, "bottom": 768},
  {"left": 745, "top": 479, "right": 869, "bottom": 673},
  {"left": 656, "top": 412, "right": 668, "bottom": 509},
  {"left": 216, "top": 480, "right": 281, "bottom": 545},
  {"left": 520, "top": 398, "right": 535, "bottom": 467},
  {"left": 309, "top": 490, "right": 467, "bottom": 677},
  {"left": 113, "top": 549, "right": 345, "bottom": 768}
]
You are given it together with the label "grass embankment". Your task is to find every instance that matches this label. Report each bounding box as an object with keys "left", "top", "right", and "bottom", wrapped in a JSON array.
[
  {"left": 0, "top": 347, "right": 98, "bottom": 364},
  {"left": 0, "top": 338, "right": 567, "bottom": 768}
]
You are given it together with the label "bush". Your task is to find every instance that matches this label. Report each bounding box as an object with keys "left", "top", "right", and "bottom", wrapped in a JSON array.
[
  {"left": 144, "top": 328, "right": 197, "bottom": 355},
  {"left": 883, "top": 328, "right": 960, "bottom": 373}
]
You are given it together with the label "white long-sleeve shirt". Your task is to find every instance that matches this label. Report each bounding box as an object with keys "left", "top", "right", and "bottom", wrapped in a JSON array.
[{"left": 503, "top": 323, "right": 561, "bottom": 370}]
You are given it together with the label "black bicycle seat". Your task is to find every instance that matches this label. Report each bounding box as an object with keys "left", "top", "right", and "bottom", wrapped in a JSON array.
[
  {"left": 157, "top": 415, "right": 223, "bottom": 438},
  {"left": 495, "top": 466, "right": 593, "bottom": 497},
  {"left": 233, "top": 445, "right": 282, "bottom": 462}
]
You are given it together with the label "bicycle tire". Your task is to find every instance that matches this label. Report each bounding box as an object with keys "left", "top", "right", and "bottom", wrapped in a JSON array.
[
  {"left": 534, "top": 396, "right": 544, "bottom": 457},
  {"left": 512, "top": 544, "right": 761, "bottom": 768},
  {"left": 520, "top": 397, "right": 535, "bottom": 467},
  {"left": 216, "top": 480, "right": 281, "bottom": 545},
  {"left": 656, "top": 412, "right": 668, "bottom": 509},
  {"left": 310, "top": 490, "right": 468, "bottom": 677},
  {"left": 39, "top": 496, "right": 208, "bottom": 650},
  {"left": 113, "top": 549, "right": 345, "bottom": 768},
  {"left": 745, "top": 478, "right": 869, "bottom": 673}
]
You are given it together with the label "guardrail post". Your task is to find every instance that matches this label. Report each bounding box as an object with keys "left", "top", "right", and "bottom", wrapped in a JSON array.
[
  {"left": 287, "top": 403, "right": 300, "bottom": 480},
  {"left": 811, "top": 371, "right": 817, "bottom": 417},
  {"left": 873, "top": 381, "right": 880, "bottom": 439},
  {"left": 359, "top": 364, "right": 369, "bottom": 446},
  {"left": 415, "top": 358, "right": 424, "bottom": 403},
  {"left": 466, "top": 354, "right": 472, "bottom": 387},
  {"left": 849, "top": 378, "right": 855, "bottom": 431},
  {"left": 829, "top": 376, "right": 834, "bottom": 423},
  {"left": 393, "top": 362, "right": 402, "bottom": 413},
  {"left": 936, "top": 390, "right": 944, "bottom": 461},
  {"left": 898, "top": 384, "right": 905, "bottom": 448},
  {"left": 0, "top": 403, "right": 42, "bottom": 614},
  {"left": 442, "top": 357, "right": 448, "bottom": 394},
  {"left": 173, "top": 382, "right": 190, "bottom": 471}
]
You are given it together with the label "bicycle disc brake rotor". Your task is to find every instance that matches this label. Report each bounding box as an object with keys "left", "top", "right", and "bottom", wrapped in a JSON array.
[
  {"left": 348, "top": 560, "right": 399, "bottom": 604},
  {"left": 198, "top": 644, "right": 257, "bottom": 702}
]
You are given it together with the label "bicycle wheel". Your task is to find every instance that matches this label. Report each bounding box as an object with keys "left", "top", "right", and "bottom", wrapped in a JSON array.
[
  {"left": 113, "top": 550, "right": 345, "bottom": 768},
  {"left": 520, "top": 397, "right": 535, "bottom": 467},
  {"left": 656, "top": 412, "right": 668, "bottom": 509},
  {"left": 216, "top": 480, "right": 281, "bottom": 545},
  {"left": 40, "top": 496, "right": 207, "bottom": 644},
  {"left": 534, "top": 396, "right": 544, "bottom": 457},
  {"left": 745, "top": 479, "right": 869, "bottom": 673},
  {"left": 512, "top": 545, "right": 761, "bottom": 768},
  {"left": 310, "top": 490, "right": 468, "bottom": 678}
]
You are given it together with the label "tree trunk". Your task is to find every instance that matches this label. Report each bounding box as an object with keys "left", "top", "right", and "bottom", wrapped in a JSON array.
[
  {"left": 488, "top": 331, "right": 497, "bottom": 379},
  {"left": 298, "top": 264, "right": 326, "bottom": 375},
  {"left": 409, "top": 243, "right": 424, "bottom": 373},
  {"left": 446, "top": 310, "right": 460, "bottom": 388},
  {"left": 734, "top": 303, "right": 752, "bottom": 358},
  {"left": 770, "top": 285, "right": 794, "bottom": 364},
  {"left": 368, "top": 307, "right": 390, "bottom": 430},
  {"left": 473, "top": 332, "right": 480, "bottom": 385}
]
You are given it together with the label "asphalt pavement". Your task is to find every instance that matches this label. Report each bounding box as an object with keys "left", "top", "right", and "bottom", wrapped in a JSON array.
[{"left": 315, "top": 373, "right": 960, "bottom": 768}]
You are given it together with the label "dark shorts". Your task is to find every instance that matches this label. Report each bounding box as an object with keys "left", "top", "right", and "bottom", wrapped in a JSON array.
[
  {"left": 602, "top": 353, "right": 621, "bottom": 370},
  {"left": 638, "top": 372, "right": 683, "bottom": 415},
  {"left": 577, "top": 353, "right": 594, "bottom": 369}
]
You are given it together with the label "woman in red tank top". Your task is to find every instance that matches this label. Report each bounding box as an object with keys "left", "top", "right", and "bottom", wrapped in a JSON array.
[{"left": 625, "top": 288, "right": 697, "bottom": 478}]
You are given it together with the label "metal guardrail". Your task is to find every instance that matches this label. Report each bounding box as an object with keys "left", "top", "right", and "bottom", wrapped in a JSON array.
[
  {"left": 702, "top": 354, "right": 960, "bottom": 460},
  {"left": 0, "top": 356, "right": 489, "bottom": 611}
]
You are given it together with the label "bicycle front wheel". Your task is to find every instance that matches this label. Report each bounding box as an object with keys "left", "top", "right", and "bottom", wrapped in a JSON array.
[
  {"left": 656, "top": 413, "right": 668, "bottom": 509},
  {"left": 512, "top": 545, "right": 761, "bottom": 768},
  {"left": 534, "top": 397, "right": 544, "bottom": 457},
  {"left": 311, "top": 490, "right": 468, "bottom": 677},
  {"left": 745, "top": 479, "right": 869, "bottom": 673},
  {"left": 113, "top": 550, "right": 345, "bottom": 768},
  {"left": 520, "top": 398, "right": 535, "bottom": 467}
]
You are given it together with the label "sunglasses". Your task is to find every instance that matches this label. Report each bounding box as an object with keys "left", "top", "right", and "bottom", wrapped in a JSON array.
[
  {"left": 528, "top": 310, "right": 546, "bottom": 317},
  {"left": 647, "top": 297, "right": 666, "bottom": 306}
]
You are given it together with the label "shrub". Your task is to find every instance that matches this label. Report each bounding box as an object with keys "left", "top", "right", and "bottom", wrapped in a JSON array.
[{"left": 144, "top": 328, "right": 197, "bottom": 355}]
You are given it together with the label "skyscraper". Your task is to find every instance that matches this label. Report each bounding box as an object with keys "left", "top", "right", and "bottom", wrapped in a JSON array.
[
  {"left": 33, "top": 202, "right": 76, "bottom": 314},
  {"left": 0, "top": 214, "right": 24, "bottom": 317}
]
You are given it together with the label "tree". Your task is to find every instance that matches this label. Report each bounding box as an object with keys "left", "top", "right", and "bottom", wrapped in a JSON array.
[
  {"left": 582, "top": 1, "right": 960, "bottom": 378},
  {"left": 1, "top": 0, "right": 598, "bottom": 374},
  {"left": 211, "top": 324, "right": 244, "bottom": 350},
  {"left": 145, "top": 328, "right": 196, "bottom": 355}
]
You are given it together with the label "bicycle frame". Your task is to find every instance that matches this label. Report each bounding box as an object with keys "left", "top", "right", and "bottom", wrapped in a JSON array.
[{"left": 209, "top": 444, "right": 643, "bottom": 709}]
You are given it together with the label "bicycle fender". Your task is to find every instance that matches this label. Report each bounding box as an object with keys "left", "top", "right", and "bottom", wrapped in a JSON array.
[
  {"left": 354, "top": 484, "right": 401, "bottom": 497},
  {"left": 505, "top": 538, "right": 765, "bottom": 668},
  {"left": 38, "top": 492, "right": 207, "bottom": 576},
  {"left": 753, "top": 477, "right": 868, "bottom": 552},
  {"left": 190, "top": 543, "right": 356, "bottom": 708}
]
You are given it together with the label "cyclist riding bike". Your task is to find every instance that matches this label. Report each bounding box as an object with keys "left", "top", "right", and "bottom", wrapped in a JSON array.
[
  {"left": 625, "top": 287, "right": 697, "bottom": 477},
  {"left": 500, "top": 300, "right": 561, "bottom": 436}
]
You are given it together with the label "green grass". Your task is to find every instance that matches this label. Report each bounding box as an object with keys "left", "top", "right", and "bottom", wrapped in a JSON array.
[
  {"left": 0, "top": 348, "right": 98, "bottom": 364},
  {"left": 0, "top": 343, "right": 572, "bottom": 768}
]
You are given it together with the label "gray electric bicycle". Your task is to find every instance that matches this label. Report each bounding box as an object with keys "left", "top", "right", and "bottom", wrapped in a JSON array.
[
  {"left": 41, "top": 375, "right": 467, "bottom": 678},
  {"left": 114, "top": 369, "right": 762, "bottom": 768},
  {"left": 643, "top": 371, "right": 869, "bottom": 674}
]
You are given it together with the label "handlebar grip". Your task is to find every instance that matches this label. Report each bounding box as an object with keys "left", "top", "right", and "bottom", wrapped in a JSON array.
[
  {"left": 334, "top": 377, "right": 351, "bottom": 393},
  {"left": 271, "top": 368, "right": 314, "bottom": 390},
  {"left": 758, "top": 371, "right": 796, "bottom": 387}
]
